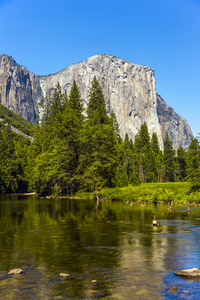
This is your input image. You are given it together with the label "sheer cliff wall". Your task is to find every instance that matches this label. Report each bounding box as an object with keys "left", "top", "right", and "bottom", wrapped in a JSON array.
[{"left": 0, "top": 54, "right": 193, "bottom": 149}]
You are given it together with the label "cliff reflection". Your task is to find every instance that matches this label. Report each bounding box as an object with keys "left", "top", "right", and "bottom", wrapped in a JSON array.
[{"left": 0, "top": 196, "right": 200, "bottom": 299}]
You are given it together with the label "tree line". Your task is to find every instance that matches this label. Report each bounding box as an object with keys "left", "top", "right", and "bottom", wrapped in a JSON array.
[{"left": 0, "top": 77, "right": 199, "bottom": 195}]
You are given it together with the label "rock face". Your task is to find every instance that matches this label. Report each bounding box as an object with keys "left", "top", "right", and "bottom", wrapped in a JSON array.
[
  {"left": 156, "top": 94, "right": 193, "bottom": 150},
  {"left": 0, "top": 54, "right": 193, "bottom": 149},
  {"left": 0, "top": 55, "right": 41, "bottom": 123}
]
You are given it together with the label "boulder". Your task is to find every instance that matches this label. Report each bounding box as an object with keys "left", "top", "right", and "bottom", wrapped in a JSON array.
[
  {"left": 174, "top": 268, "right": 200, "bottom": 278},
  {"left": 8, "top": 268, "right": 23, "bottom": 275}
]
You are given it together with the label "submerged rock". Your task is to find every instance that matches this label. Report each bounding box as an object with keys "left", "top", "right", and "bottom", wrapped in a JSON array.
[
  {"left": 91, "top": 280, "right": 97, "bottom": 283},
  {"left": 59, "top": 273, "right": 70, "bottom": 278},
  {"left": 8, "top": 268, "right": 23, "bottom": 275},
  {"left": 174, "top": 268, "right": 200, "bottom": 278}
]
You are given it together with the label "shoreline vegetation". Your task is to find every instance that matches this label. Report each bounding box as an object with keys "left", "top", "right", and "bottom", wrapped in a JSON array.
[
  {"left": 2, "top": 182, "right": 199, "bottom": 205},
  {"left": 77, "top": 182, "right": 200, "bottom": 204}
]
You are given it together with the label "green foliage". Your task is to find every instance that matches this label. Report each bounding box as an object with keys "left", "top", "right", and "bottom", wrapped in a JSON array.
[
  {"left": 27, "top": 81, "right": 84, "bottom": 195},
  {"left": 79, "top": 77, "right": 118, "bottom": 192},
  {"left": 186, "top": 137, "right": 200, "bottom": 192},
  {"left": 86, "top": 76, "right": 110, "bottom": 125},
  {"left": 0, "top": 122, "right": 29, "bottom": 193},
  {"left": 134, "top": 123, "right": 152, "bottom": 183},
  {"left": 163, "top": 132, "right": 175, "bottom": 182},
  {"left": 176, "top": 147, "right": 187, "bottom": 181},
  {"left": 79, "top": 123, "right": 117, "bottom": 191},
  {"left": 0, "top": 103, "right": 35, "bottom": 136},
  {"left": 100, "top": 182, "right": 193, "bottom": 203}
]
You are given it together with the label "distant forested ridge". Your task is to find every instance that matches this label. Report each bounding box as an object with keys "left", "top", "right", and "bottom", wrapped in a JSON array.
[{"left": 0, "top": 78, "right": 199, "bottom": 195}]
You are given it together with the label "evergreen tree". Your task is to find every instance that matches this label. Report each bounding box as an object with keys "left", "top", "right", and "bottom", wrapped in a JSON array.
[
  {"left": 177, "top": 147, "right": 187, "bottom": 181},
  {"left": 50, "top": 82, "right": 63, "bottom": 116},
  {"left": 186, "top": 137, "right": 200, "bottom": 190},
  {"left": 150, "top": 132, "right": 161, "bottom": 182},
  {"left": 0, "top": 122, "right": 29, "bottom": 193},
  {"left": 60, "top": 80, "right": 84, "bottom": 194},
  {"left": 86, "top": 76, "right": 110, "bottom": 125},
  {"left": 110, "top": 109, "right": 122, "bottom": 144},
  {"left": 116, "top": 133, "right": 140, "bottom": 186},
  {"left": 27, "top": 81, "right": 84, "bottom": 195},
  {"left": 80, "top": 77, "right": 117, "bottom": 191},
  {"left": 151, "top": 132, "right": 160, "bottom": 155},
  {"left": 134, "top": 123, "right": 151, "bottom": 183},
  {"left": 163, "top": 132, "right": 175, "bottom": 181}
]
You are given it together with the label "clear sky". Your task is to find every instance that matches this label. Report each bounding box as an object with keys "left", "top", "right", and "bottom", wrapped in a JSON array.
[{"left": 0, "top": 0, "right": 200, "bottom": 137}]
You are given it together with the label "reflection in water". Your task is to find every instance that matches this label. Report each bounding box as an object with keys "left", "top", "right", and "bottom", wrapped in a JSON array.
[{"left": 0, "top": 196, "right": 200, "bottom": 299}]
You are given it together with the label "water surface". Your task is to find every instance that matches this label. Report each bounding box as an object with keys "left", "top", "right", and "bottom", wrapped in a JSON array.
[{"left": 0, "top": 196, "right": 200, "bottom": 299}]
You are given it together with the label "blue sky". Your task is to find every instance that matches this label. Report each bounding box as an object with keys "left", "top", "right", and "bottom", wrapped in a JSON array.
[{"left": 0, "top": 0, "right": 200, "bottom": 137}]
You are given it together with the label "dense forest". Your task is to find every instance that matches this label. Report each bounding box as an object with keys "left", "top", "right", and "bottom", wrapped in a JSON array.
[{"left": 0, "top": 77, "right": 199, "bottom": 195}]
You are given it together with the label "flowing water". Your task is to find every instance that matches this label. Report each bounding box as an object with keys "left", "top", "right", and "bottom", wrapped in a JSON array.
[{"left": 0, "top": 195, "right": 200, "bottom": 299}]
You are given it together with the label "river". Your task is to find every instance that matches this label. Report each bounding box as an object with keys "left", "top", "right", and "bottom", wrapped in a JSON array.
[{"left": 0, "top": 195, "right": 200, "bottom": 299}]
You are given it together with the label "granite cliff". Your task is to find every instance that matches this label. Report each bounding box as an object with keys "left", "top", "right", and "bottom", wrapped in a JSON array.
[
  {"left": 0, "top": 54, "right": 193, "bottom": 149},
  {"left": 0, "top": 55, "right": 41, "bottom": 123}
]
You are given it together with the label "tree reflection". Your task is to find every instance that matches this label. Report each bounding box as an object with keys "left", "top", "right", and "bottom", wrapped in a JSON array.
[{"left": 0, "top": 196, "right": 200, "bottom": 299}]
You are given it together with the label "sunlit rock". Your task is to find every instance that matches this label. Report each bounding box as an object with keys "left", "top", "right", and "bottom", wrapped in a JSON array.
[
  {"left": 59, "top": 273, "right": 70, "bottom": 278},
  {"left": 152, "top": 215, "right": 158, "bottom": 226},
  {"left": 8, "top": 268, "right": 23, "bottom": 275},
  {"left": 174, "top": 268, "right": 200, "bottom": 278}
]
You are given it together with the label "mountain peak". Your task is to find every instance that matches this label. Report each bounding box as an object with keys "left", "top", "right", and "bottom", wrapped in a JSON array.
[{"left": 0, "top": 54, "right": 192, "bottom": 149}]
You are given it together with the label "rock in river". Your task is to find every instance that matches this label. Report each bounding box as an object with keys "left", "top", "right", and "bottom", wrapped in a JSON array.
[
  {"left": 8, "top": 268, "right": 23, "bottom": 275},
  {"left": 59, "top": 273, "right": 70, "bottom": 278},
  {"left": 174, "top": 268, "right": 200, "bottom": 278}
]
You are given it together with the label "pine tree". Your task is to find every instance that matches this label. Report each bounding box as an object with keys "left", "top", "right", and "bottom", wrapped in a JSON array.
[
  {"left": 50, "top": 82, "right": 63, "bottom": 117},
  {"left": 186, "top": 137, "right": 200, "bottom": 190},
  {"left": 80, "top": 77, "right": 117, "bottom": 191},
  {"left": 60, "top": 80, "right": 84, "bottom": 194},
  {"left": 151, "top": 132, "right": 160, "bottom": 155},
  {"left": 27, "top": 81, "right": 85, "bottom": 195},
  {"left": 116, "top": 133, "right": 140, "bottom": 186},
  {"left": 110, "top": 109, "right": 122, "bottom": 144},
  {"left": 86, "top": 76, "right": 110, "bottom": 125},
  {"left": 134, "top": 123, "right": 151, "bottom": 183},
  {"left": 150, "top": 132, "right": 161, "bottom": 181},
  {"left": 163, "top": 132, "right": 175, "bottom": 182},
  {"left": 177, "top": 147, "right": 187, "bottom": 181}
]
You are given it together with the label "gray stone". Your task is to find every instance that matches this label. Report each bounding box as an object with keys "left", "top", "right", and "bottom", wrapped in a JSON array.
[
  {"left": 91, "top": 280, "right": 97, "bottom": 283},
  {"left": 8, "top": 268, "right": 23, "bottom": 275},
  {"left": 174, "top": 268, "right": 200, "bottom": 278},
  {"left": 0, "top": 55, "right": 42, "bottom": 123},
  {"left": 59, "top": 273, "right": 70, "bottom": 278}
]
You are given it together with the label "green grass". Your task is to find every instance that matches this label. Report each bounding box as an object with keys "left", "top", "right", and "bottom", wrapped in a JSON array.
[{"left": 98, "top": 182, "right": 200, "bottom": 204}]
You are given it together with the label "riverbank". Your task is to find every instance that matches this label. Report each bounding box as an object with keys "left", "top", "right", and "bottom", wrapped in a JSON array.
[
  {"left": 0, "top": 192, "right": 36, "bottom": 196},
  {"left": 77, "top": 182, "right": 200, "bottom": 204},
  {"left": 1, "top": 183, "right": 199, "bottom": 204}
]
